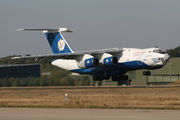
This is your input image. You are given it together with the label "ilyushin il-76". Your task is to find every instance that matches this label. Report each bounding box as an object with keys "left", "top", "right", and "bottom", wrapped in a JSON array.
[{"left": 12, "top": 28, "right": 170, "bottom": 81}]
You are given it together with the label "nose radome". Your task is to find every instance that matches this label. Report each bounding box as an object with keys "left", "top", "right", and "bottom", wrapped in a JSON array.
[{"left": 164, "top": 53, "right": 170, "bottom": 61}]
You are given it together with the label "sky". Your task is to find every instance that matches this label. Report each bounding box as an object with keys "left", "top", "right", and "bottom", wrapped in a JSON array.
[{"left": 0, "top": 0, "right": 180, "bottom": 58}]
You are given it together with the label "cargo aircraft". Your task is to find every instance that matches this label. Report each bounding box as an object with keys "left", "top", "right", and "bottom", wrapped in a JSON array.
[{"left": 12, "top": 28, "right": 170, "bottom": 81}]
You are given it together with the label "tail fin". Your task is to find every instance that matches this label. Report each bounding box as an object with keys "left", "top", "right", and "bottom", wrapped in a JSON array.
[{"left": 17, "top": 28, "right": 74, "bottom": 54}]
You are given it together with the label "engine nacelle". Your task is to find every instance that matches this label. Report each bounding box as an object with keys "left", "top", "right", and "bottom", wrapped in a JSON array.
[
  {"left": 103, "top": 56, "right": 118, "bottom": 66},
  {"left": 77, "top": 58, "right": 99, "bottom": 68}
]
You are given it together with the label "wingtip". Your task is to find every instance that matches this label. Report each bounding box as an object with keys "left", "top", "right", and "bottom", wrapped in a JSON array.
[
  {"left": 66, "top": 30, "right": 73, "bottom": 32},
  {"left": 17, "top": 29, "right": 24, "bottom": 31},
  {"left": 58, "top": 28, "right": 73, "bottom": 32},
  {"left": 11, "top": 57, "right": 20, "bottom": 59}
]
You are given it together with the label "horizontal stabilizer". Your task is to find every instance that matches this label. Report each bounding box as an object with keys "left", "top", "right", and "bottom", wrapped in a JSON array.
[{"left": 17, "top": 28, "right": 72, "bottom": 33}]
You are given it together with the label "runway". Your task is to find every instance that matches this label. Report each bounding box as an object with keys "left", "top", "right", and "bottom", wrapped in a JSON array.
[{"left": 0, "top": 108, "right": 179, "bottom": 120}]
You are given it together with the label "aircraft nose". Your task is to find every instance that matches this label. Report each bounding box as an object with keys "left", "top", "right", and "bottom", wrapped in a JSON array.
[{"left": 164, "top": 53, "right": 170, "bottom": 61}]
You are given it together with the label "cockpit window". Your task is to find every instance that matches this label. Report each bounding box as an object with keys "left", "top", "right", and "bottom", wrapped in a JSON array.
[{"left": 153, "top": 49, "right": 165, "bottom": 54}]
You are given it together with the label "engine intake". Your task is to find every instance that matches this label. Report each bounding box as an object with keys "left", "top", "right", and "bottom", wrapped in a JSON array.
[
  {"left": 78, "top": 58, "right": 99, "bottom": 68},
  {"left": 103, "top": 56, "right": 118, "bottom": 66}
]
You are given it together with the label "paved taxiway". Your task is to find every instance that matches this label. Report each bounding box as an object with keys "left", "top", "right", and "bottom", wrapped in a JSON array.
[{"left": 0, "top": 108, "right": 179, "bottom": 120}]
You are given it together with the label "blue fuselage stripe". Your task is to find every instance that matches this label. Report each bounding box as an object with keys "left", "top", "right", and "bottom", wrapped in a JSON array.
[{"left": 70, "top": 60, "right": 150, "bottom": 76}]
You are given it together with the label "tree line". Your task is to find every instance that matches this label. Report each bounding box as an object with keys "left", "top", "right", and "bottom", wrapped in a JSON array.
[
  {"left": 166, "top": 46, "right": 180, "bottom": 58},
  {"left": 0, "top": 55, "right": 92, "bottom": 87},
  {"left": 0, "top": 76, "right": 91, "bottom": 87}
]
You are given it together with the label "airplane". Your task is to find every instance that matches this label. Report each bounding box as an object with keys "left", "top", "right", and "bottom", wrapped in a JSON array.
[{"left": 12, "top": 28, "right": 170, "bottom": 81}]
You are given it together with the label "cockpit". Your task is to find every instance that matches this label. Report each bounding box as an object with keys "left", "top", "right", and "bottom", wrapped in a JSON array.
[{"left": 152, "top": 49, "right": 166, "bottom": 54}]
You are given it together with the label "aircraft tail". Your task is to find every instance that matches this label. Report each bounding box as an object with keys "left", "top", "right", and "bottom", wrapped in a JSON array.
[{"left": 17, "top": 28, "right": 74, "bottom": 54}]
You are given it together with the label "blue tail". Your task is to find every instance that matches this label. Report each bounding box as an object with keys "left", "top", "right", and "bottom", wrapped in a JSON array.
[{"left": 45, "top": 31, "right": 73, "bottom": 54}]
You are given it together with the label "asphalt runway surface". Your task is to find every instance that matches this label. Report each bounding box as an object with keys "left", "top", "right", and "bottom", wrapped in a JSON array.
[{"left": 0, "top": 108, "right": 180, "bottom": 120}]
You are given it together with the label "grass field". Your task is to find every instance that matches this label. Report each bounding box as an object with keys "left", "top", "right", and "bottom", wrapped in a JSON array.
[{"left": 0, "top": 86, "right": 180, "bottom": 109}]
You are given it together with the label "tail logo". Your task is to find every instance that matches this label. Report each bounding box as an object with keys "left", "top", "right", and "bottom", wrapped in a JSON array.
[{"left": 58, "top": 39, "right": 65, "bottom": 51}]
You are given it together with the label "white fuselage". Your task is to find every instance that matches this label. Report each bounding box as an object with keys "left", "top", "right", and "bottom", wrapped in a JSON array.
[{"left": 52, "top": 47, "right": 169, "bottom": 76}]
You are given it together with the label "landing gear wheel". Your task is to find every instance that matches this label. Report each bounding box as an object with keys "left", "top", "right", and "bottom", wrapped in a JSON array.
[
  {"left": 147, "top": 71, "right": 151, "bottom": 75},
  {"left": 103, "top": 76, "right": 110, "bottom": 80},
  {"left": 123, "top": 75, "right": 129, "bottom": 80},
  {"left": 112, "top": 76, "right": 117, "bottom": 81}
]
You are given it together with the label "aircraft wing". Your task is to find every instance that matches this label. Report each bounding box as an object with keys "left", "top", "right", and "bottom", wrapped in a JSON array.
[{"left": 11, "top": 48, "right": 123, "bottom": 60}]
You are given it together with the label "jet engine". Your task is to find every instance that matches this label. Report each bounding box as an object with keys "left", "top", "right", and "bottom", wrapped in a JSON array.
[
  {"left": 77, "top": 58, "right": 99, "bottom": 68},
  {"left": 102, "top": 56, "right": 118, "bottom": 66}
]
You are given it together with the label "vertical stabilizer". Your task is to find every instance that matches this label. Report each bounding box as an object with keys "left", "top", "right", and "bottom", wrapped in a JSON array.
[
  {"left": 17, "top": 28, "right": 74, "bottom": 54},
  {"left": 45, "top": 31, "right": 73, "bottom": 54}
]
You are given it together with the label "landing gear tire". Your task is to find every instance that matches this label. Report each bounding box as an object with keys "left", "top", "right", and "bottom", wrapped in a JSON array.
[
  {"left": 93, "top": 75, "right": 110, "bottom": 81},
  {"left": 142, "top": 71, "right": 151, "bottom": 76},
  {"left": 103, "top": 76, "right": 110, "bottom": 80},
  {"left": 112, "top": 76, "right": 117, "bottom": 81},
  {"left": 123, "top": 75, "right": 129, "bottom": 80}
]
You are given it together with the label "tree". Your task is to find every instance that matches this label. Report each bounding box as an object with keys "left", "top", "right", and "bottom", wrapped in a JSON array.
[
  {"left": 166, "top": 46, "right": 180, "bottom": 58},
  {"left": 59, "top": 77, "right": 69, "bottom": 86},
  {"left": 12, "top": 79, "right": 21, "bottom": 87}
]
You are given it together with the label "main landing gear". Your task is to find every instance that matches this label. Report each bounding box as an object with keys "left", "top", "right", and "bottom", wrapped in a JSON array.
[
  {"left": 93, "top": 75, "right": 129, "bottom": 81},
  {"left": 112, "top": 75, "right": 129, "bottom": 81}
]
